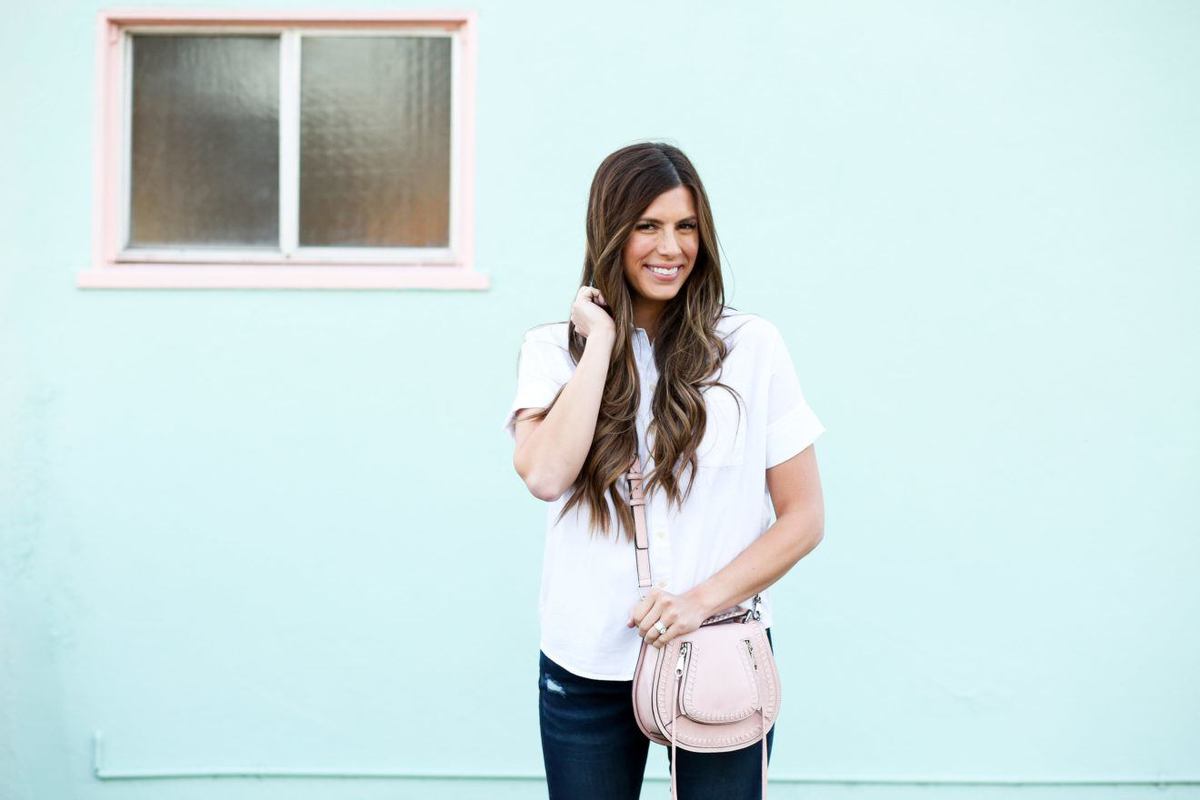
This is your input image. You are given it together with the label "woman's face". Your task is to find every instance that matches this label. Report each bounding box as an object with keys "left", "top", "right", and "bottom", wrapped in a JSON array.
[{"left": 621, "top": 185, "right": 699, "bottom": 307}]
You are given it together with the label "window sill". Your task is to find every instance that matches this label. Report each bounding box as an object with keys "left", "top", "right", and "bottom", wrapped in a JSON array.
[{"left": 76, "top": 264, "right": 490, "bottom": 290}]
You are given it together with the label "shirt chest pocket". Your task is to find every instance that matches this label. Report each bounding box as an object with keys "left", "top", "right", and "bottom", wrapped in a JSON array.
[{"left": 695, "top": 386, "right": 747, "bottom": 468}]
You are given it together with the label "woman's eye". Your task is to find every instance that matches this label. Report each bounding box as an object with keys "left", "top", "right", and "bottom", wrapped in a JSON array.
[{"left": 637, "top": 222, "right": 695, "bottom": 231}]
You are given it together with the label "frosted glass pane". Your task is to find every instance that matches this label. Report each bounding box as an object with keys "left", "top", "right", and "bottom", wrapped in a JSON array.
[
  {"left": 129, "top": 35, "right": 280, "bottom": 248},
  {"left": 299, "top": 36, "right": 452, "bottom": 248}
]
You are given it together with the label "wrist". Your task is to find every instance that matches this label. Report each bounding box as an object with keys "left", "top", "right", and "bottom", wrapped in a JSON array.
[
  {"left": 586, "top": 328, "right": 616, "bottom": 349},
  {"left": 685, "top": 581, "right": 722, "bottom": 618}
]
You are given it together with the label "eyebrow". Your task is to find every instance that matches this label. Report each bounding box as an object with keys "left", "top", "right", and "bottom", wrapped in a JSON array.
[{"left": 637, "top": 216, "right": 698, "bottom": 224}]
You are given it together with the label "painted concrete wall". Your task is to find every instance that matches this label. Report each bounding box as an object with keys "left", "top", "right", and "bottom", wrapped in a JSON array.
[{"left": 2, "top": 1, "right": 1197, "bottom": 798}]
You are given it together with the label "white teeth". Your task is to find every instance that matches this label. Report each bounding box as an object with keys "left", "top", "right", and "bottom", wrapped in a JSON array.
[{"left": 648, "top": 266, "right": 679, "bottom": 275}]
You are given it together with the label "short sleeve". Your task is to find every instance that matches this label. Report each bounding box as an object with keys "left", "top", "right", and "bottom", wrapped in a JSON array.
[
  {"left": 501, "top": 329, "right": 574, "bottom": 441},
  {"left": 764, "top": 323, "right": 826, "bottom": 468}
]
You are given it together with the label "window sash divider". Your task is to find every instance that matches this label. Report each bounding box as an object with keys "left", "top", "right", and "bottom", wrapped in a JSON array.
[{"left": 280, "top": 28, "right": 300, "bottom": 258}]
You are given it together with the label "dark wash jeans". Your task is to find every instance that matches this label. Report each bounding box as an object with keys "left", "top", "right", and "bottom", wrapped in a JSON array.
[{"left": 538, "top": 628, "right": 774, "bottom": 800}]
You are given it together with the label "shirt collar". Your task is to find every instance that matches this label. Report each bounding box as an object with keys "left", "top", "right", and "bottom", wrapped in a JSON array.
[{"left": 632, "top": 328, "right": 655, "bottom": 367}]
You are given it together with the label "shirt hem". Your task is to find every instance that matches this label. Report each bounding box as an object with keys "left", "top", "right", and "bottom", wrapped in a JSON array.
[
  {"left": 539, "top": 618, "right": 775, "bottom": 682},
  {"left": 538, "top": 640, "right": 637, "bottom": 681}
]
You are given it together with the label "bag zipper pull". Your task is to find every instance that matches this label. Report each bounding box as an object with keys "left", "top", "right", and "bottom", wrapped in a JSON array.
[
  {"left": 744, "top": 638, "right": 758, "bottom": 670},
  {"left": 676, "top": 642, "right": 696, "bottom": 671}
]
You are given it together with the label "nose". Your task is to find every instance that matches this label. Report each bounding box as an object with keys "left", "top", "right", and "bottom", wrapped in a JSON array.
[{"left": 656, "top": 228, "right": 683, "bottom": 258}]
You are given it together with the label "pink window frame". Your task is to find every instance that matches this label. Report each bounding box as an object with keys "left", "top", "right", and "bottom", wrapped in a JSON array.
[{"left": 78, "top": 8, "right": 485, "bottom": 290}]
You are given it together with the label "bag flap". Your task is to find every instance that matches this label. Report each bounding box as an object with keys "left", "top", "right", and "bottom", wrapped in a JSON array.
[{"left": 679, "top": 635, "right": 760, "bottom": 723}]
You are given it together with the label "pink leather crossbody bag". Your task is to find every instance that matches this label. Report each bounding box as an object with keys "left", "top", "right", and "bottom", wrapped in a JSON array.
[{"left": 625, "top": 451, "right": 782, "bottom": 799}]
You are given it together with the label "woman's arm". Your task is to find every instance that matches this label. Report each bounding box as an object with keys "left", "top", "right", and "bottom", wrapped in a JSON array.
[
  {"left": 513, "top": 329, "right": 616, "bottom": 501},
  {"left": 629, "top": 445, "right": 825, "bottom": 646},
  {"left": 688, "top": 445, "right": 825, "bottom": 615}
]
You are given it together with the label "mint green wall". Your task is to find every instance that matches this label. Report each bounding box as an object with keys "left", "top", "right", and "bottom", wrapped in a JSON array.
[{"left": 2, "top": 1, "right": 1197, "bottom": 798}]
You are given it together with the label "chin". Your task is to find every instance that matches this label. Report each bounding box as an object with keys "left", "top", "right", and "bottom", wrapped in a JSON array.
[{"left": 643, "top": 284, "right": 682, "bottom": 299}]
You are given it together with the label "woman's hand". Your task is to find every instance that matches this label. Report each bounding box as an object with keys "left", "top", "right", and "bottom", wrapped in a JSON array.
[
  {"left": 627, "top": 585, "right": 712, "bottom": 649},
  {"left": 571, "top": 285, "right": 615, "bottom": 341}
]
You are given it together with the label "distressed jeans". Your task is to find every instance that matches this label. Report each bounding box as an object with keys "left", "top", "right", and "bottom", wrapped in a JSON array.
[{"left": 538, "top": 628, "right": 774, "bottom": 800}]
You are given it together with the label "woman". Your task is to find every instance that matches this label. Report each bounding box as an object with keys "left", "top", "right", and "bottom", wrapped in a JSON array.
[{"left": 503, "top": 141, "right": 826, "bottom": 799}]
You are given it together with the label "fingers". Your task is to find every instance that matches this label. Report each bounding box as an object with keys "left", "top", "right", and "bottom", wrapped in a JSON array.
[
  {"left": 571, "top": 287, "right": 613, "bottom": 341},
  {"left": 575, "top": 285, "right": 606, "bottom": 304},
  {"left": 627, "top": 586, "right": 661, "bottom": 629},
  {"left": 577, "top": 285, "right": 607, "bottom": 307},
  {"left": 631, "top": 589, "right": 678, "bottom": 649},
  {"left": 627, "top": 581, "right": 670, "bottom": 626},
  {"left": 640, "top": 595, "right": 667, "bottom": 639}
]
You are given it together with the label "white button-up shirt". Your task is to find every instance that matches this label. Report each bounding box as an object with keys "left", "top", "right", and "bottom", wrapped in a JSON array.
[{"left": 503, "top": 308, "right": 825, "bottom": 679}]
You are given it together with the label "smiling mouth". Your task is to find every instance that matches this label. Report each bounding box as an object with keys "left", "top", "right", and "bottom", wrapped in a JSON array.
[{"left": 645, "top": 264, "right": 682, "bottom": 277}]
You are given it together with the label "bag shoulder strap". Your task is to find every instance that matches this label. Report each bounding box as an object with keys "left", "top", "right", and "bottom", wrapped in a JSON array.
[{"left": 626, "top": 453, "right": 654, "bottom": 599}]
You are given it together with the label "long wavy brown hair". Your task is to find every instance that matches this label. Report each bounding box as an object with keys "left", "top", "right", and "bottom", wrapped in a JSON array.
[{"left": 525, "top": 142, "right": 744, "bottom": 542}]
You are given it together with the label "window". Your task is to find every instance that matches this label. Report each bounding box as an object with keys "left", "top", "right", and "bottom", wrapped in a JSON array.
[{"left": 79, "top": 10, "right": 484, "bottom": 289}]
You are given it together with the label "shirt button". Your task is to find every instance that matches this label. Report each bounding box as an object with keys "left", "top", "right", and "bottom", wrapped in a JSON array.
[{"left": 654, "top": 528, "right": 667, "bottom": 542}]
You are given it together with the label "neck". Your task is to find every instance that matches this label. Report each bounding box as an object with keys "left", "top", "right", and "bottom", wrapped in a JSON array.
[{"left": 633, "top": 299, "right": 665, "bottom": 343}]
